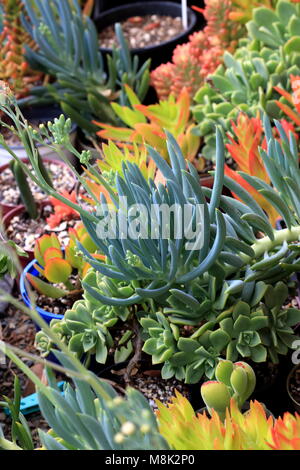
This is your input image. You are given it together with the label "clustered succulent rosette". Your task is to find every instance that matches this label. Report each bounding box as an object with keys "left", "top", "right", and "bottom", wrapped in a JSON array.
[{"left": 193, "top": 0, "right": 300, "bottom": 159}]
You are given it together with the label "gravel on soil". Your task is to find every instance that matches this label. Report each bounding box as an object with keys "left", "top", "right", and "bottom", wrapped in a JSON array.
[
  {"left": 0, "top": 161, "right": 75, "bottom": 207},
  {"left": 99, "top": 15, "right": 184, "bottom": 50}
]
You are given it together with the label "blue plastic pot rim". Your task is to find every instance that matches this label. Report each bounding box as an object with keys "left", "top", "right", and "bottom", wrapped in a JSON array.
[{"left": 20, "top": 259, "right": 64, "bottom": 322}]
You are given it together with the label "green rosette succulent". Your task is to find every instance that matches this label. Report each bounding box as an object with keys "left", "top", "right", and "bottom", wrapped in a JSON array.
[
  {"left": 219, "top": 301, "right": 269, "bottom": 362},
  {"left": 259, "top": 282, "right": 300, "bottom": 362},
  {"left": 141, "top": 312, "right": 179, "bottom": 364}
]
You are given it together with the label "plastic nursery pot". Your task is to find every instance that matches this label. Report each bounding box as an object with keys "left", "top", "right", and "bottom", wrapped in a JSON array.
[
  {"left": 0, "top": 157, "right": 74, "bottom": 216},
  {"left": 1, "top": 205, "right": 35, "bottom": 269},
  {"left": 287, "top": 364, "right": 300, "bottom": 413},
  {"left": 20, "top": 258, "right": 64, "bottom": 325},
  {"left": 93, "top": 0, "right": 203, "bottom": 16},
  {"left": 0, "top": 104, "right": 77, "bottom": 165},
  {"left": 95, "top": 1, "right": 198, "bottom": 69},
  {"left": 200, "top": 174, "right": 214, "bottom": 189}
]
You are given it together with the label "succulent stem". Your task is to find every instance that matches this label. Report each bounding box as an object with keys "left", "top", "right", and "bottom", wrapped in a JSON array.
[{"left": 238, "top": 226, "right": 300, "bottom": 267}]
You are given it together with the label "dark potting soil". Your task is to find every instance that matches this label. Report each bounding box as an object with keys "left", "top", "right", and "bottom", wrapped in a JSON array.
[
  {"left": 35, "top": 294, "right": 75, "bottom": 316},
  {"left": 99, "top": 15, "right": 184, "bottom": 49},
  {"left": 0, "top": 161, "right": 75, "bottom": 207},
  {"left": 102, "top": 362, "right": 190, "bottom": 410},
  {"left": 35, "top": 286, "right": 82, "bottom": 316},
  {"left": 252, "top": 355, "right": 297, "bottom": 418},
  {"left": 5, "top": 204, "right": 80, "bottom": 252}
]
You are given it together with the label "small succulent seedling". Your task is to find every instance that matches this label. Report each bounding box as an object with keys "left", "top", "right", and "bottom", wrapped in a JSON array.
[
  {"left": 27, "top": 224, "right": 97, "bottom": 298},
  {"left": 201, "top": 360, "right": 256, "bottom": 420}
]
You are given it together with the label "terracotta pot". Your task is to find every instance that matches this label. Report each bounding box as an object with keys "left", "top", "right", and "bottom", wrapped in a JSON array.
[
  {"left": 287, "top": 364, "right": 300, "bottom": 413},
  {"left": 200, "top": 174, "right": 214, "bottom": 189},
  {"left": 0, "top": 157, "right": 75, "bottom": 216},
  {"left": 1, "top": 205, "right": 35, "bottom": 268}
]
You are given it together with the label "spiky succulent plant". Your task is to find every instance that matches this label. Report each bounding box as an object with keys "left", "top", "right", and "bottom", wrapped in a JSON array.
[
  {"left": 21, "top": 0, "right": 150, "bottom": 133},
  {"left": 1, "top": 88, "right": 300, "bottom": 381},
  {"left": 193, "top": 0, "right": 300, "bottom": 160},
  {"left": 151, "top": 0, "right": 245, "bottom": 101},
  {"left": 0, "top": 0, "right": 43, "bottom": 99}
]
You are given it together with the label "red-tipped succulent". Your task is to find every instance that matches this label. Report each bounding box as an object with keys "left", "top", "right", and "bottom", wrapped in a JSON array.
[{"left": 27, "top": 224, "right": 97, "bottom": 299}]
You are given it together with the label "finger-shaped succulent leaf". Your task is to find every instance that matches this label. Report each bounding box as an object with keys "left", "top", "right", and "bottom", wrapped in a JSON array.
[
  {"left": 215, "top": 360, "right": 234, "bottom": 386},
  {"left": 234, "top": 361, "right": 256, "bottom": 402},
  {"left": 201, "top": 381, "right": 232, "bottom": 421}
]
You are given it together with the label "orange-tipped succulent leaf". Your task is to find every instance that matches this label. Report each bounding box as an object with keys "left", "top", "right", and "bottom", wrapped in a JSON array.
[
  {"left": 34, "top": 234, "right": 61, "bottom": 267},
  {"left": 275, "top": 75, "right": 300, "bottom": 126},
  {"left": 44, "top": 258, "right": 72, "bottom": 284}
]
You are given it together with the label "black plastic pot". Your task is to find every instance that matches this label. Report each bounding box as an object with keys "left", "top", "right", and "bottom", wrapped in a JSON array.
[
  {"left": 21, "top": 103, "right": 67, "bottom": 123},
  {"left": 95, "top": 1, "right": 199, "bottom": 69},
  {"left": 287, "top": 364, "right": 300, "bottom": 413},
  {"left": 93, "top": 0, "right": 204, "bottom": 23}
]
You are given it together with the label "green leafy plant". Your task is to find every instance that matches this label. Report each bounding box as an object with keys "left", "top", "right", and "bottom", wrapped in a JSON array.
[
  {"left": 1, "top": 291, "right": 300, "bottom": 451},
  {"left": 218, "top": 301, "right": 269, "bottom": 363},
  {"left": 0, "top": 240, "right": 27, "bottom": 279},
  {"left": 259, "top": 281, "right": 300, "bottom": 362},
  {"left": 22, "top": 0, "right": 151, "bottom": 134},
  {"left": 0, "top": 284, "right": 169, "bottom": 451},
  {"left": 0, "top": 375, "right": 34, "bottom": 450},
  {"left": 0, "top": 353, "right": 168, "bottom": 450}
]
